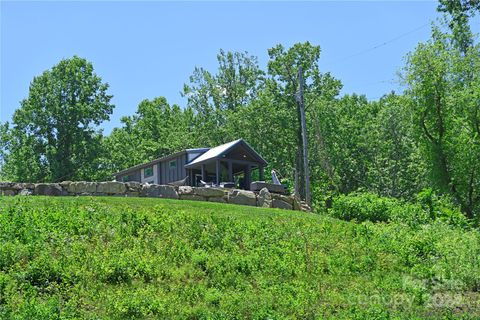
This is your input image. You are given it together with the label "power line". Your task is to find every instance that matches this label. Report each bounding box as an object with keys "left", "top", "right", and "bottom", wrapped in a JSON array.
[{"left": 324, "top": 22, "right": 430, "bottom": 67}]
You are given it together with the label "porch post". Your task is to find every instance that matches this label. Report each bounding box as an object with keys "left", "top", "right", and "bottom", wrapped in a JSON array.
[
  {"left": 216, "top": 159, "right": 220, "bottom": 186},
  {"left": 245, "top": 165, "right": 252, "bottom": 190},
  {"left": 228, "top": 160, "right": 233, "bottom": 182},
  {"left": 259, "top": 165, "right": 265, "bottom": 181},
  {"left": 201, "top": 164, "right": 206, "bottom": 182}
]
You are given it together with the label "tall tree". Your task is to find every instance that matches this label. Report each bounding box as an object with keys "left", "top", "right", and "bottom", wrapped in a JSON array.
[
  {"left": 267, "top": 42, "right": 341, "bottom": 199},
  {"left": 437, "top": 0, "right": 480, "bottom": 53},
  {"left": 182, "top": 49, "right": 264, "bottom": 146},
  {"left": 404, "top": 25, "right": 480, "bottom": 217},
  {"left": 103, "top": 97, "right": 197, "bottom": 173},
  {"left": 1, "top": 56, "right": 114, "bottom": 182}
]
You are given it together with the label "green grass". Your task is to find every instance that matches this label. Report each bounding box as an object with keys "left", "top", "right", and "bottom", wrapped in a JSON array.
[{"left": 0, "top": 196, "right": 479, "bottom": 319}]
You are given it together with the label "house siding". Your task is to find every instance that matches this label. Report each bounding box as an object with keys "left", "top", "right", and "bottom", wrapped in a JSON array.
[
  {"left": 157, "top": 154, "right": 188, "bottom": 184},
  {"left": 140, "top": 164, "right": 158, "bottom": 184},
  {"left": 117, "top": 170, "right": 141, "bottom": 183}
]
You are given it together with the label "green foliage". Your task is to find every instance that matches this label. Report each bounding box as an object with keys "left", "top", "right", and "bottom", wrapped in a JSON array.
[
  {"left": 329, "top": 191, "right": 468, "bottom": 228},
  {"left": 404, "top": 24, "right": 480, "bottom": 217},
  {"left": 437, "top": 0, "right": 479, "bottom": 52},
  {"left": 0, "top": 197, "right": 479, "bottom": 318},
  {"left": 1, "top": 56, "right": 114, "bottom": 182},
  {"left": 102, "top": 97, "right": 197, "bottom": 173},
  {"left": 182, "top": 49, "right": 264, "bottom": 146},
  {"left": 2, "top": 11, "right": 480, "bottom": 222},
  {"left": 330, "top": 192, "right": 430, "bottom": 226},
  {"left": 266, "top": 42, "right": 342, "bottom": 196}
]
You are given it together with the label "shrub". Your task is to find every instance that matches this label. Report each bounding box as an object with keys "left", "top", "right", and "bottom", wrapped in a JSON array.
[
  {"left": 329, "top": 192, "right": 413, "bottom": 223},
  {"left": 329, "top": 191, "right": 468, "bottom": 228}
]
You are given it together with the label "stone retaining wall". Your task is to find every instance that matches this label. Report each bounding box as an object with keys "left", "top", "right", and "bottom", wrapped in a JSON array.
[{"left": 0, "top": 182, "right": 311, "bottom": 212}]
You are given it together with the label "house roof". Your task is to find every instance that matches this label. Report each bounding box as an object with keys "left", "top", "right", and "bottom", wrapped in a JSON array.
[
  {"left": 113, "top": 147, "right": 209, "bottom": 176},
  {"left": 113, "top": 140, "right": 267, "bottom": 177},
  {"left": 185, "top": 139, "right": 268, "bottom": 168},
  {"left": 113, "top": 150, "right": 187, "bottom": 176}
]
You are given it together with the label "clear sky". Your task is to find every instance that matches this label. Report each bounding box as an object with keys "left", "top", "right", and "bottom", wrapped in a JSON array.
[{"left": 1, "top": 1, "right": 477, "bottom": 134}]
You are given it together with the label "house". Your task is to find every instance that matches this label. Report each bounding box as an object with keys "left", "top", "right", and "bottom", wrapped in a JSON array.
[{"left": 113, "top": 139, "right": 268, "bottom": 190}]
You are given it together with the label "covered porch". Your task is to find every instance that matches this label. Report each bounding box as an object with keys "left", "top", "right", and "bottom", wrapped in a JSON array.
[{"left": 184, "top": 139, "right": 267, "bottom": 190}]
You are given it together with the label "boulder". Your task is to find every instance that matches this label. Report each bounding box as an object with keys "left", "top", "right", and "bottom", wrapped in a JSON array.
[
  {"left": 68, "top": 181, "right": 97, "bottom": 194},
  {"left": 257, "top": 187, "right": 272, "bottom": 208},
  {"left": 3, "top": 189, "right": 16, "bottom": 196},
  {"left": 180, "top": 194, "right": 205, "bottom": 201},
  {"left": 18, "top": 189, "right": 33, "bottom": 196},
  {"left": 141, "top": 184, "right": 179, "bottom": 199},
  {"left": 293, "top": 194, "right": 302, "bottom": 211},
  {"left": 195, "top": 187, "right": 226, "bottom": 198},
  {"left": 97, "top": 182, "right": 126, "bottom": 195},
  {"left": 228, "top": 189, "right": 256, "bottom": 206},
  {"left": 125, "top": 181, "right": 142, "bottom": 192},
  {"left": 272, "top": 193, "right": 294, "bottom": 206},
  {"left": 300, "top": 202, "right": 312, "bottom": 212},
  {"left": 208, "top": 196, "right": 227, "bottom": 203},
  {"left": 178, "top": 186, "right": 194, "bottom": 195},
  {"left": 272, "top": 199, "right": 293, "bottom": 210},
  {"left": 12, "top": 183, "right": 35, "bottom": 190},
  {"left": 250, "top": 181, "right": 286, "bottom": 194},
  {"left": 0, "top": 182, "right": 14, "bottom": 189},
  {"left": 34, "top": 183, "right": 64, "bottom": 196},
  {"left": 58, "top": 181, "right": 72, "bottom": 188}
]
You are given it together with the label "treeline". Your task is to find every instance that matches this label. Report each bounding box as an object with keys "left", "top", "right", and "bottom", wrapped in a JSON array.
[{"left": 1, "top": 2, "right": 479, "bottom": 219}]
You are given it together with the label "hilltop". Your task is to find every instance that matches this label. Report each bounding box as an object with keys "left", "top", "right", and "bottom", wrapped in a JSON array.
[{"left": 0, "top": 196, "right": 479, "bottom": 319}]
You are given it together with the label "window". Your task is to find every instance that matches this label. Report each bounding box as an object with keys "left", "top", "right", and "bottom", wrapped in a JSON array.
[
  {"left": 169, "top": 160, "right": 177, "bottom": 169},
  {"left": 144, "top": 166, "right": 153, "bottom": 178},
  {"left": 121, "top": 175, "right": 131, "bottom": 182}
]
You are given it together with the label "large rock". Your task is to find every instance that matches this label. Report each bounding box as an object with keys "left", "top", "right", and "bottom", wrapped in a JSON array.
[
  {"left": 228, "top": 189, "right": 257, "bottom": 206},
  {"left": 257, "top": 187, "right": 272, "bottom": 208},
  {"left": 97, "top": 182, "right": 126, "bottom": 195},
  {"left": 34, "top": 183, "right": 64, "bottom": 196},
  {"left": 300, "top": 202, "right": 312, "bottom": 212},
  {"left": 67, "top": 181, "right": 97, "bottom": 194},
  {"left": 125, "top": 181, "right": 142, "bottom": 192},
  {"left": 141, "top": 184, "right": 179, "bottom": 199},
  {"left": 178, "top": 186, "right": 194, "bottom": 195},
  {"left": 12, "top": 183, "right": 35, "bottom": 190},
  {"left": 59, "top": 181, "right": 72, "bottom": 188},
  {"left": 250, "top": 181, "right": 287, "bottom": 194},
  {"left": 0, "top": 182, "right": 14, "bottom": 189},
  {"left": 180, "top": 194, "right": 205, "bottom": 201},
  {"left": 18, "top": 189, "right": 33, "bottom": 196},
  {"left": 272, "top": 199, "right": 293, "bottom": 210},
  {"left": 195, "top": 187, "right": 226, "bottom": 198},
  {"left": 293, "top": 194, "right": 302, "bottom": 211},
  {"left": 3, "top": 189, "right": 16, "bottom": 196},
  {"left": 271, "top": 193, "right": 294, "bottom": 206},
  {"left": 208, "top": 196, "right": 227, "bottom": 203}
]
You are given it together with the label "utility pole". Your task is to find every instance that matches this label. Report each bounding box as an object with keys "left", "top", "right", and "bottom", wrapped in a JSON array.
[{"left": 296, "top": 66, "right": 311, "bottom": 206}]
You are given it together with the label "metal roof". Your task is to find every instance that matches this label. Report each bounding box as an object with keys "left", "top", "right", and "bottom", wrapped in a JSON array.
[
  {"left": 113, "top": 148, "right": 209, "bottom": 176},
  {"left": 113, "top": 140, "right": 267, "bottom": 176},
  {"left": 185, "top": 139, "right": 267, "bottom": 168},
  {"left": 113, "top": 150, "right": 187, "bottom": 176}
]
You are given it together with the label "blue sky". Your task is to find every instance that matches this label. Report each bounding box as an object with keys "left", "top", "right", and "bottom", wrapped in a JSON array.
[{"left": 1, "top": 1, "right": 477, "bottom": 134}]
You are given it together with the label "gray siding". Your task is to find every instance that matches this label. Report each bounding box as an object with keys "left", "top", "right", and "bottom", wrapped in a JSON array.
[
  {"left": 115, "top": 150, "right": 202, "bottom": 184},
  {"left": 158, "top": 154, "right": 188, "bottom": 184},
  {"left": 117, "top": 169, "right": 141, "bottom": 182}
]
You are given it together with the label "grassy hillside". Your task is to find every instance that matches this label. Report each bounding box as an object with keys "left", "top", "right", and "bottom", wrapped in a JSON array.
[{"left": 0, "top": 197, "right": 479, "bottom": 319}]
